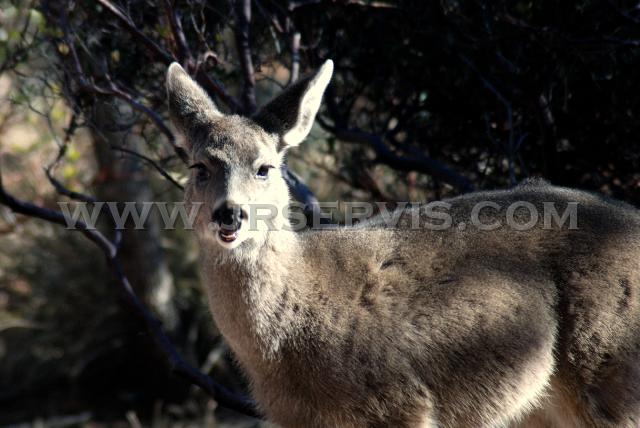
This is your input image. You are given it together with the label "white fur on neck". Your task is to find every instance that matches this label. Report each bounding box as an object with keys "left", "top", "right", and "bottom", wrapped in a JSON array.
[{"left": 201, "top": 226, "right": 302, "bottom": 363}]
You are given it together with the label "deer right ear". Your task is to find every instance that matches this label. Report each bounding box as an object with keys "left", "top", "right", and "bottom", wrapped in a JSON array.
[
  {"left": 254, "top": 60, "right": 333, "bottom": 150},
  {"left": 166, "top": 62, "right": 222, "bottom": 143}
]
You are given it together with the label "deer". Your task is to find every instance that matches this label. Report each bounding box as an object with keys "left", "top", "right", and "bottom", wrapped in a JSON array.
[{"left": 166, "top": 60, "right": 640, "bottom": 427}]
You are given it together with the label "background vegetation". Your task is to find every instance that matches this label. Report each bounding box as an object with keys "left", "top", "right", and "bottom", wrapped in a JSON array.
[{"left": 1, "top": 0, "right": 639, "bottom": 426}]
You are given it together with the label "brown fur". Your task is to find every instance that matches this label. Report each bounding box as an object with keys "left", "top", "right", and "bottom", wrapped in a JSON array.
[{"left": 167, "top": 62, "right": 640, "bottom": 427}]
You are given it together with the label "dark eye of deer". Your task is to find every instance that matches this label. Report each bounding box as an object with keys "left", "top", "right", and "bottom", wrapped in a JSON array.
[
  {"left": 197, "top": 168, "right": 210, "bottom": 183},
  {"left": 189, "top": 164, "right": 210, "bottom": 183},
  {"left": 256, "top": 165, "right": 273, "bottom": 179}
]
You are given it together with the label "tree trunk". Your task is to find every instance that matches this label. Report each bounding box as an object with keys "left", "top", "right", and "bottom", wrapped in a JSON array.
[{"left": 91, "top": 100, "right": 178, "bottom": 331}]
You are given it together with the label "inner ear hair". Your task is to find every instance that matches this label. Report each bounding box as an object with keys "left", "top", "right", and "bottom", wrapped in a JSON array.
[{"left": 253, "top": 60, "right": 333, "bottom": 150}]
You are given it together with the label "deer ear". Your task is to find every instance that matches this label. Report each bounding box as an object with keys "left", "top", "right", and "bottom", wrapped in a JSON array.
[
  {"left": 254, "top": 60, "right": 333, "bottom": 149},
  {"left": 166, "top": 62, "right": 222, "bottom": 142}
]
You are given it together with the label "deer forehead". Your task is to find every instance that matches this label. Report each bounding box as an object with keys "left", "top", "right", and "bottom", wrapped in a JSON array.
[{"left": 191, "top": 116, "right": 281, "bottom": 166}]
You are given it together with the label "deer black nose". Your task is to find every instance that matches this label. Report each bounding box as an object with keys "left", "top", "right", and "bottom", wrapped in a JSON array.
[{"left": 212, "top": 203, "right": 245, "bottom": 230}]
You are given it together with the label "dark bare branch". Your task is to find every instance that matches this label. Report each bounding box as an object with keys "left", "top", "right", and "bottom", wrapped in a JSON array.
[
  {"left": 0, "top": 162, "right": 258, "bottom": 418},
  {"left": 325, "top": 123, "right": 474, "bottom": 193},
  {"left": 289, "top": 32, "right": 301, "bottom": 84},
  {"left": 45, "top": 155, "right": 98, "bottom": 204},
  {"left": 105, "top": 80, "right": 190, "bottom": 164},
  {"left": 162, "top": 0, "right": 193, "bottom": 64},
  {"left": 319, "top": 83, "right": 474, "bottom": 193},
  {"left": 92, "top": 0, "right": 241, "bottom": 112},
  {"left": 0, "top": 165, "right": 116, "bottom": 256},
  {"left": 95, "top": 0, "right": 174, "bottom": 63},
  {"left": 234, "top": 0, "right": 258, "bottom": 114},
  {"left": 111, "top": 145, "right": 185, "bottom": 191},
  {"left": 54, "top": 17, "right": 190, "bottom": 165},
  {"left": 459, "top": 54, "right": 517, "bottom": 185}
]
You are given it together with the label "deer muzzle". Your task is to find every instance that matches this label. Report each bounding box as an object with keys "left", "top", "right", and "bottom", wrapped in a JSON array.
[{"left": 211, "top": 203, "right": 247, "bottom": 243}]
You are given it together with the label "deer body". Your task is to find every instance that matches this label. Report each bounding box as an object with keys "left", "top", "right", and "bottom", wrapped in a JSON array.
[{"left": 167, "top": 62, "right": 640, "bottom": 427}]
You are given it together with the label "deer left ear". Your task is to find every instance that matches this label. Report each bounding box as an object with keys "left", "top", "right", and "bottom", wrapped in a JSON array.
[{"left": 254, "top": 60, "right": 333, "bottom": 149}]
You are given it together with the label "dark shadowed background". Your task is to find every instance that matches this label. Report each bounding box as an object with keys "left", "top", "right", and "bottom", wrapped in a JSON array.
[{"left": 1, "top": 0, "right": 639, "bottom": 426}]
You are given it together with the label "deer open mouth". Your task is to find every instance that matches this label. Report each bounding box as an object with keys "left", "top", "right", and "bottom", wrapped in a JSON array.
[{"left": 218, "top": 229, "right": 238, "bottom": 243}]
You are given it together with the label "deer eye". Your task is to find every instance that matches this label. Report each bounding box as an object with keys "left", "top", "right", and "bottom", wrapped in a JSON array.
[
  {"left": 189, "top": 163, "right": 210, "bottom": 183},
  {"left": 256, "top": 164, "right": 274, "bottom": 180}
]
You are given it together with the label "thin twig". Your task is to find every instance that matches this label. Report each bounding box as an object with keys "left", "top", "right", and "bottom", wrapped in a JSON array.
[
  {"left": 111, "top": 145, "right": 184, "bottom": 191},
  {"left": 460, "top": 54, "right": 517, "bottom": 185}
]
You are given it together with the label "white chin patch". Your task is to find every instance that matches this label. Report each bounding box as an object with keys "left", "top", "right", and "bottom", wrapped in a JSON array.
[
  {"left": 215, "top": 229, "right": 244, "bottom": 250},
  {"left": 205, "top": 220, "right": 248, "bottom": 250}
]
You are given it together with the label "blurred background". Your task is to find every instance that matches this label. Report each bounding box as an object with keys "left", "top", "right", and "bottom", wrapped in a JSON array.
[{"left": 0, "top": 0, "right": 639, "bottom": 426}]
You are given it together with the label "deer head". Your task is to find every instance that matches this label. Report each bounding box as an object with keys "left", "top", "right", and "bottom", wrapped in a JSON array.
[{"left": 166, "top": 61, "right": 333, "bottom": 251}]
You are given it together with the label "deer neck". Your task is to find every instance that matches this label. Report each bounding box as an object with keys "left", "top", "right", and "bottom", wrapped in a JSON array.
[{"left": 201, "top": 227, "right": 307, "bottom": 368}]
